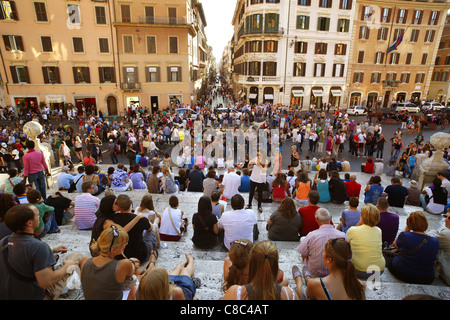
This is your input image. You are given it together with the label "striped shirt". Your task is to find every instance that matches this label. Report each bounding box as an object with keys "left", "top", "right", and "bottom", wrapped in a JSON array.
[
  {"left": 296, "top": 224, "right": 347, "bottom": 277},
  {"left": 74, "top": 193, "right": 100, "bottom": 230}
]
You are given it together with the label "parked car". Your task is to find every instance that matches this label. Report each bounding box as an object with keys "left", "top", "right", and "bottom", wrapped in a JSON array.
[
  {"left": 421, "top": 102, "right": 445, "bottom": 112},
  {"left": 346, "top": 106, "right": 367, "bottom": 115},
  {"left": 175, "top": 108, "right": 198, "bottom": 120},
  {"left": 394, "top": 102, "right": 420, "bottom": 113}
]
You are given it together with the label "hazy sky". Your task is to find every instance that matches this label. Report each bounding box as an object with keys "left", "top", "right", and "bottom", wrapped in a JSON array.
[{"left": 201, "top": 0, "right": 236, "bottom": 62}]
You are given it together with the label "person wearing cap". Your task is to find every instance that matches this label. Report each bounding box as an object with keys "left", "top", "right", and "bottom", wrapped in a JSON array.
[
  {"left": 405, "top": 180, "right": 421, "bottom": 207},
  {"left": 56, "top": 166, "right": 74, "bottom": 191}
]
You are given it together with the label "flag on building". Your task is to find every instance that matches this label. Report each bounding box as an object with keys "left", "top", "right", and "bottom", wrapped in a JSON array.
[{"left": 387, "top": 32, "right": 404, "bottom": 54}]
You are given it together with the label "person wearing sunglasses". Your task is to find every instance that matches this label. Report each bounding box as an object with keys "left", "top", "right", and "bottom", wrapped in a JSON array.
[{"left": 80, "top": 225, "right": 139, "bottom": 300}]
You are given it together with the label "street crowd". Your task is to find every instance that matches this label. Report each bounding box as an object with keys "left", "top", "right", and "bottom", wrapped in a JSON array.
[{"left": 0, "top": 75, "right": 449, "bottom": 301}]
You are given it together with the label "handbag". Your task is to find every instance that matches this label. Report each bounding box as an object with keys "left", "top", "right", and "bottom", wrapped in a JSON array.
[{"left": 382, "top": 236, "right": 430, "bottom": 257}]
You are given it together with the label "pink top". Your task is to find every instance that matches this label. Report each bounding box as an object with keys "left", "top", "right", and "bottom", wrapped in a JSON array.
[{"left": 23, "top": 150, "right": 49, "bottom": 176}]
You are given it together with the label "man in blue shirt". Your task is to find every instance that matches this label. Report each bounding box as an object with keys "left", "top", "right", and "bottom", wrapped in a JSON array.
[
  {"left": 239, "top": 168, "right": 251, "bottom": 192},
  {"left": 56, "top": 166, "right": 74, "bottom": 190}
]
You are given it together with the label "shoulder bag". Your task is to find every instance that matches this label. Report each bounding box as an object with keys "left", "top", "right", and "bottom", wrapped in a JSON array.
[{"left": 382, "top": 235, "right": 430, "bottom": 257}]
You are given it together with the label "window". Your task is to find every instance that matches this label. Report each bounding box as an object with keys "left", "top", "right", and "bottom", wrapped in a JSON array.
[
  {"left": 314, "top": 63, "right": 325, "bottom": 77},
  {"left": 339, "top": 0, "right": 351, "bottom": 10},
  {"left": 374, "top": 52, "right": 384, "bottom": 64},
  {"left": 359, "top": 26, "right": 369, "bottom": 39},
  {"left": 121, "top": 5, "right": 130, "bottom": 23},
  {"left": 335, "top": 43, "right": 346, "bottom": 55},
  {"left": 405, "top": 53, "right": 413, "bottom": 65},
  {"left": 445, "top": 55, "right": 450, "bottom": 65},
  {"left": 95, "top": 6, "right": 106, "bottom": 25},
  {"left": 410, "top": 29, "right": 419, "bottom": 43},
  {"left": 415, "top": 73, "right": 425, "bottom": 83},
  {"left": 42, "top": 66, "right": 60, "bottom": 84},
  {"left": 99, "top": 67, "right": 115, "bottom": 83},
  {"left": 429, "top": 11, "right": 440, "bottom": 26},
  {"left": 72, "top": 66, "right": 90, "bottom": 83},
  {"left": 0, "top": 0, "right": 18, "bottom": 20},
  {"left": 248, "top": 61, "right": 261, "bottom": 76},
  {"left": 332, "top": 64, "right": 344, "bottom": 77},
  {"left": 295, "top": 41, "right": 308, "bottom": 54},
  {"left": 169, "top": 36, "right": 178, "bottom": 53},
  {"left": 67, "top": 4, "right": 81, "bottom": 25},
  {"left": 293, "top": 62, "right": 306, "bottom": 76},
  {"left": 319, "top": 0, "right": 332, "bottom": 8},
  {"left": 145, "top": 6, "right": 154, "bottom": 23},
  {"left": 435, "top": 56, "right": 441, "bottom": 65},
  {"left": 147, "top": 36, "right": 156, "bottom": 53},
  {"left": 315, "top": 43, "right": 327, "bottom": 55},
  {"left": 371, "top": 72, "right": 381, "bottom": 83},
  {"left": 362, "top": 6, "right": 373, "bottom": 21},
  {"left": 377, "top": 28, "right": 389, "bottom": 40},
  {"left": 264, "top": 40, "right": 278, "bottom": 53},
  {"left": 401, "top": 73, "right": 410, "bottom": 83},
  {"left": 353, "top": 72, "right": 364, "bottom": 83},
  {"left": 266, "top": 0, "right": 280, "bottom": 3},
  {"left": 246, "top": 41, "right": 261, "bottom": 53},
  {"left": 262, "top": 62, "right": 277, "bottom": 76},
  {"left": 421, "top": 53, "right": 428, "bottom": 65},
  {"left": 296, "top": 15, "right": 309, "bottom": 30},
  {"left": 10, "top": 66, "right": 29, "bottom": 83},
  {"left": 72, "top": 37, "right": 84, "bottom": 53},
  {"left": 337, "top": 19, "right": 349, "bottom": 32},
  {"left": 2, "top": 35, "right": 23, "bottom": 51},
  {"left": 432, "top": 71, "right": 440, "bottom": 81},
  {"left": 123, "top": 35, "right": 133, "bottom": 53},
  {"left": 393, "top": 28, "right": 404, "bottom": 41},
  {"left": 265, "top": 13, "right": 279, "bottom": 32},
  {"left": 381, "top": 8, "right": 391, "bottom": 23},
  {"left": 168, "top": 7, "right": 177, "bottom": 24},
  {"left": 390, "top": 52, "right": 400, "bottom": 65},
  {"left": 397, "top": 9, "right": 408, "bottom": 24},
  {"left": 357, "top": 51, "right": 365, "bottom": 63},
  {"left": 412, "top": 10, "right": 423, "bottom": 25},
  {"left": 99, "top": 38, "right": 109, "bottom": 53},
  {"left": 249, "top": 14, "right": 263, "bottom": 32},
  {"left": 145, "top": 66, "right": 160, "bottom": 82},
  {"left": 317, "top": 17, "right": 330, "bottom": 31},
  {"left": 168, "top": 66, "right": 181, "bottom": 82},
  {"left": 425, "top": 30, "right": 435, "bottom": 43},
  {"left": 297, "top": 0, "right": 310, "bottom": 6},
  {"left": 440, "top": 71, "right": 448, "bottom": 82},
  {"left": 386, "top": 73, "right": 396, "bottom": 81},
  {"left": 41, "top": 36, "right": 52, "bottom": 52},
  {"left": 34, "top": 2, "right": 47, "bottom": 22}
]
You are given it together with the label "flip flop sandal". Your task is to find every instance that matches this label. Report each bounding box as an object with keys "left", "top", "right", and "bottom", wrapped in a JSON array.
[{"left": 292, "top": 265, "right": 302, "bottom": 280}]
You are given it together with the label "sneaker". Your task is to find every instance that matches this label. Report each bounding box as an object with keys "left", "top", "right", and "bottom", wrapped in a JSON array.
[{"left": 292, "top": 265, "right": 302, "bottom": 282}]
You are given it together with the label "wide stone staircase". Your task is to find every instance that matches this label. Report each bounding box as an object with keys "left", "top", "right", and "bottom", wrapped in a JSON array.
[{"left": 5, "top": 164, "right": 449, "bottom": 300}]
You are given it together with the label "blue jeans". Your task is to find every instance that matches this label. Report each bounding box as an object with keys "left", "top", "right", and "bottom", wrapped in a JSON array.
[
  {"left": 28, "top": 171, "right": 47, "bottom": 200},
  {"left": 37, "top": 211, "right": 59, "bottom": 238}
]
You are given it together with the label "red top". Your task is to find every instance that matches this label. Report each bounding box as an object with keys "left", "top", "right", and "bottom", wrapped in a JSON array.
[
  {"left": 364, "top": 162, "right": 375, "bottom": 173},
  {"left": 299, "top": 205, "right": 320, "bottom": 237},
  {"left": 345, "top": 181, "right": 362, "bottom": 198}
]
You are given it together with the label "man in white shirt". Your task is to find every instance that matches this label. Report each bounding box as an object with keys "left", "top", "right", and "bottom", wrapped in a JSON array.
[
  {"left": 247, "top": 153, "right": 267, "bottom": 213},
  {"left": 218, "top": 194, "right": 258, "bottom": 250},
  {"left": 221, "top": 165, "right": 241, "bottom": 200},
  {"left": 438, "top": 171, "right": 450, "bottom": 198}
]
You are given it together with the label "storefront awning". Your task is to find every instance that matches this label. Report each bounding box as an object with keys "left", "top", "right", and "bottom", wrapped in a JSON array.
[
  {"left": 264, "top": 94, "right": 274, "bottom": 100},
  {"left": 312, "top": 90, "right": 324, "bottom": 97},
  {"left": 249, "top": 93, "right": 258, "bottom": 99},
  {"left": 292, "top": 90, "right": 304, "bottom": 97},
  {"left": 331, "top": 90, "right": 343, "bottom": 97}
]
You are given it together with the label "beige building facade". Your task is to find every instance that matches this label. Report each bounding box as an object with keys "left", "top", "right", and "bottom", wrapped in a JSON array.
[
  {"left": 0, "top": 0, "right": 209, "bottom": 116},
  {"left": 345, "top": 0, "right": 449, "bottom": 109}
]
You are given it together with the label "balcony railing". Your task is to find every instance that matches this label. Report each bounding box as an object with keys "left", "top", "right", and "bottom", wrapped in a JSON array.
[
  {"left": 120, "top": 82, "right": 141, "bottom": 91},
  {"left": 241, "top": 27, "right": 284, "bottom": 37},
  {"left": 138, "top": 16, "right": 187, "bottom": 25}
]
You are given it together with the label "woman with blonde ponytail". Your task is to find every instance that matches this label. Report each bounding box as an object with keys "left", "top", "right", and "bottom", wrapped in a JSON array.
[
  {"left": 223, "top": 241, "right": 298, "bottom": 300},
  {"left": 295, "top": 238, "right": 365, "bottom": 300}
]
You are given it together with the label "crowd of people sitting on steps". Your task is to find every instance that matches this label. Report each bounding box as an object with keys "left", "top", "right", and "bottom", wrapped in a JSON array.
[{"left": 0, "top": 92, "right": 449, "bottom": 300}]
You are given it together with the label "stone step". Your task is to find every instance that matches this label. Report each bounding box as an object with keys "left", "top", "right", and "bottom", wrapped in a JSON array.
[{"left": 4, "top": 165, "right": 450, "bottom": 300}]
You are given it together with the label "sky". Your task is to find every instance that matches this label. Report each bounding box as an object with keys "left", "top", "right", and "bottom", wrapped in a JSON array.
[{"left": 201, "top": 0, "right": 236, "bottom": 64}]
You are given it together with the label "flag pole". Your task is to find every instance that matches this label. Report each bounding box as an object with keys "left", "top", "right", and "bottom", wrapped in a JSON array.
[{"left": 385, "top": 6, "right": 396, "bottom": 67}]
